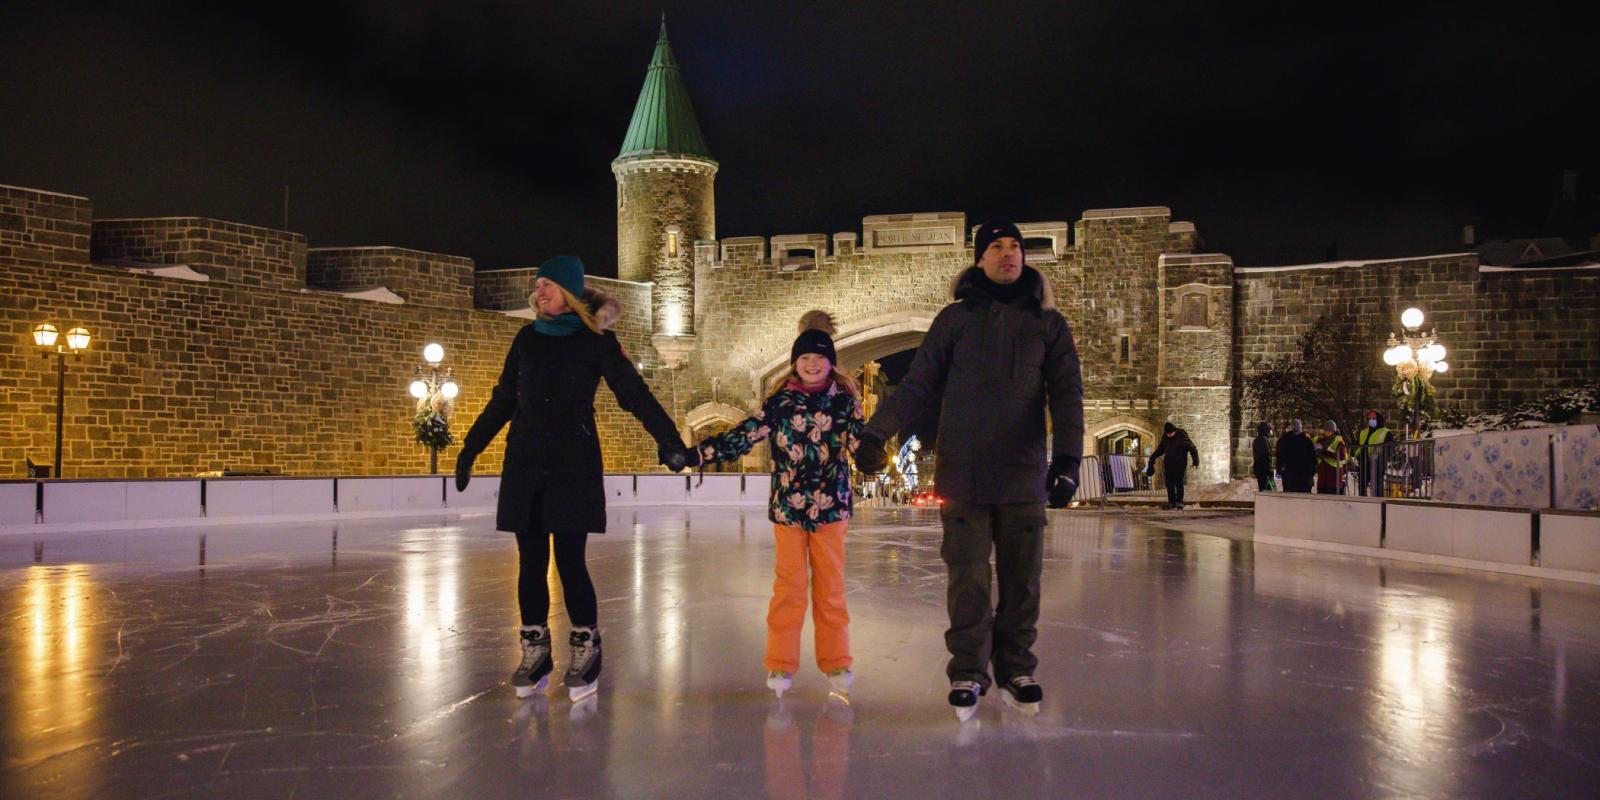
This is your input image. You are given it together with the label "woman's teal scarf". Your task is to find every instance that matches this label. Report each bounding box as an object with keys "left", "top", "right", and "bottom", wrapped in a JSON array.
[{"left": 535, "top": 313, "right": 584, "bottom": 337}]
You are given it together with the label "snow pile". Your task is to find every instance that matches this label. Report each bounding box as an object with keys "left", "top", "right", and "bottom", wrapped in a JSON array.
[
  {"left": 1121, "top": 479, "right": 1259, "bottom": 503},
  {"left": 1448, "top": 383, "right": 1600, "bottom": 432},
  {"left": 1188, "top": 479, "right": 1262, "bottom": 502}
]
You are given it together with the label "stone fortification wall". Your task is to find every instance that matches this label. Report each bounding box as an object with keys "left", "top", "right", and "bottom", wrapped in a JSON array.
[
  {"left": 307, "top": 247, "right": 474, "bottom": 310},
  {"left": 1, "top": 184, "right": 669, "bottom": 478},
  {"left": 91, "top": 217, "right": 306, "bottom": 291},
  {"left": 1231, "top": 254, "right": 1600, "bottom": 475},
  {"left": 0, "top": 184, "right": 93, "bottom": 268},
  {"left": 664, "top": 209, "right": 1197, "bottom": 469}
]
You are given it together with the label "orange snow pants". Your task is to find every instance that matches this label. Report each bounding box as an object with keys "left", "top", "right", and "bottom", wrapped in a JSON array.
[{"left": 766, "top": 520, "right": 851, "bottom": 674}]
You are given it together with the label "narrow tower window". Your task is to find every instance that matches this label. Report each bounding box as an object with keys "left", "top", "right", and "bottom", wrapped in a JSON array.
[
  {"left": 667, "top": 228, "right": 680, "bottom": 258},
  {"left": 1118, "top": 334, "right": 1132, "bottom": 366}
]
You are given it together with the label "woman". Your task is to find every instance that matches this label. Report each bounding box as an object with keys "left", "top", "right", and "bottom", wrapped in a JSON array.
[
  {"left": 692, "top": 311, "right": 864, "bottom": 699},
  {"left": 455, "top": 255, "right": 689, "bottom": 701}
]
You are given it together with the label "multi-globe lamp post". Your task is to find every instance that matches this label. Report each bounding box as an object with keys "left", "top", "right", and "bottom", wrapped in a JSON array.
[
  {"left": 31, "top": 322, "right": 93, "bottom": 478},
  {"left": 1382, "top": 307, "right": 1450, "bottom": 438},
  {"left": 408, "top": 343, "right": 459, "bottom": 475}
]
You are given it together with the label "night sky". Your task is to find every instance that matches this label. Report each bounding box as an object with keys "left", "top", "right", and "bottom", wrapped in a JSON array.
[{"left": 4, "top": 1, "right": 1594, "bottom": 273}]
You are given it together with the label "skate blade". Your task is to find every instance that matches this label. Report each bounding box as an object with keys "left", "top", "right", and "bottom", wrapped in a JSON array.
[
  {"left": 568, "top": 682, "right": 599, "bottom": 702},
  {"left": 954, "top": 704, "right": 978, "bottom": 722},
  {"left": 1001, "top": 693, "right": 1040, "bottom": 716},
  {"left": 514, "top": 675, "right": 549, "bottom": 698}
]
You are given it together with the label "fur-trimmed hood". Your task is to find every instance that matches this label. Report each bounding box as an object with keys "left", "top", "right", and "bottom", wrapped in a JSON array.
[
  {"left": 948, "top": 265, "right": 1056, "bottom": 311},
  {"left": 528, "top": 286, "right": 622, "bottom": 331}
]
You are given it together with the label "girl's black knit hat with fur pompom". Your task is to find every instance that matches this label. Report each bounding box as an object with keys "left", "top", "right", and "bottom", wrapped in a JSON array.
[{"left": 791, "top": 309, "right": 837, "bottom": 365}]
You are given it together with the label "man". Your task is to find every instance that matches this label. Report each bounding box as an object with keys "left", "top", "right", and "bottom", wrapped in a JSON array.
[
  {"left": 1251, "top": 422, "right": 1275, "bottom": 492},
  {"left": 856, "top": 219, "right": 1084, "bottom": 720},
  {"left": 1313, "top": 419, "right": 1347, "bottom": 494},
  {"left": 1352, "top": 410, "right": 1391, "bottom": 497},
  {"left": 1276, "top": 419, "right": 1317, "bottom": 493},
  {"left": 1146, "top": 422, "right": 1200, "bottom": 509}
]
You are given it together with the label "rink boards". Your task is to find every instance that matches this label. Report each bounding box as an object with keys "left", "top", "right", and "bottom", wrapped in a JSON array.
[
  {"left": 1257, "top": 492, "right": 1600, "bottom": 585},
  {"left": 0, "top": 472, "right": 767, "bottom": 535}
]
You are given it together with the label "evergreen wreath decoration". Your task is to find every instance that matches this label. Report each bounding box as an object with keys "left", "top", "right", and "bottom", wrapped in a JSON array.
[{"left": 412, "top": 392, "right": 455, "bottom": 450}]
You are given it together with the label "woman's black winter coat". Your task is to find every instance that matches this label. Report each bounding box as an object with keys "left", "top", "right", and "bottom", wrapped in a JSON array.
[{"left": 460, "top": 296, "right": 679, "bottom": 534}]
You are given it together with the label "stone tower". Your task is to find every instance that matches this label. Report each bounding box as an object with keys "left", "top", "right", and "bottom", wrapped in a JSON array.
[
  {"left": 613, "top": 18, "right": 717, "bottom": 366},
  {"left": 1156, "top": 253, "right": 1235, "bottom": 484}
]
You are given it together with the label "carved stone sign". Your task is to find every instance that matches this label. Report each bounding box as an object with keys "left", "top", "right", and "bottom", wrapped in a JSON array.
[
  {"left": 861, "top": 212, "right": 965, "bottom": 254},
  {"left": 873, "top": 227, "right": 957, "bottom": 248}
]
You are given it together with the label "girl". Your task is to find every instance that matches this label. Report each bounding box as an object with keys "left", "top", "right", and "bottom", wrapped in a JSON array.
[
  {"left": 693, "top": 310, "right": 865, "bottom": 698},
  {"left": 455, "top": 255, "right": 689, "bottom": 701}
]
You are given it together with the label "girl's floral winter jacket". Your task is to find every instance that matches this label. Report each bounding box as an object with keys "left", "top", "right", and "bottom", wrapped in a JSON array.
[{"left": 698, "top": 381, "right": 865, "bottom": 531}]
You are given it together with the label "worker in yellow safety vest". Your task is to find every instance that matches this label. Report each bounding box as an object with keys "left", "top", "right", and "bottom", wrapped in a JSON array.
[
  {"left": 1352, "top": 410, "right": 1391, "bottom": 497},
  {"left": 1312, "top": 419, "right": 1347, "bottom": 495}
]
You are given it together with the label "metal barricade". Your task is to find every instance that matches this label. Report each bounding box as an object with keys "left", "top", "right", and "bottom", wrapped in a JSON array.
[
  {"left": 1377, "top": 438, "right": 1434, "bottom": 499},
  {"left": 1074, "top": 454, "right": 1108, "bottom": 505},
  {"left": 1107, "top": 454, "right": 1140, "bottom": 493}
]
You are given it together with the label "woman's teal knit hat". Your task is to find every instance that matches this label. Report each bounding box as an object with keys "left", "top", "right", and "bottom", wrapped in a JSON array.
[{"left": 535, "top": 255, "right": 585, "bottom": 298}]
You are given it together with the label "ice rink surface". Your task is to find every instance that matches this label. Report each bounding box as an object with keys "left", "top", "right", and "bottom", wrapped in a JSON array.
[{"left": 3, "top": 506, "right": 1598, "bottom": 799}]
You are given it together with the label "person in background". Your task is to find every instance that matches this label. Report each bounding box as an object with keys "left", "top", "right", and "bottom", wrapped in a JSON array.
[
  {"left": 1352, "top": 410, "right": 1391, "bottom": 497},
  {"left": 1276, "top": 419, "right": 1317, "bottom": 493},
  {"left": 1251, "top": 421, "right": 1275, "bottom": 492},
  {"left": 1145, "top": 422, "right": 1200, "bottom": 509},
  {"left": 1313, "top": 419, "right": 1348, "bottom": 495}
]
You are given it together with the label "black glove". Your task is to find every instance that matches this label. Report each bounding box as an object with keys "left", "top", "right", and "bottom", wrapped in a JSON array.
[
  {"left": 454, "top": 449, "right": 477, "bottom": 492},
  {"left": 1047, "top": 457, "right": 1080, "bottom": 508},
  {"left": 659, "top": 441, "right": 688, "bottom": 472},
  {"left": 684, "top": 444, "right": 702, "bottom": 469},
  {"left": 854, "top": 431, "right": 888, "bottom": 474}
]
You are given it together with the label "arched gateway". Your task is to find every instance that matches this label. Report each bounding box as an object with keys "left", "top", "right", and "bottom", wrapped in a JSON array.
[{"left": 476, "top": 23, "right": 1237, "bottom": 483}]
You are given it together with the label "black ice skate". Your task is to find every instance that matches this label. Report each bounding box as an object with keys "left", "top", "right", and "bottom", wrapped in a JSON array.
[
  {"left": 565, "top": 626, "right": 603, "bottom": 701},
  {"left": 949, "top": 680, "right": 984, "bottom": 722},
  {"left": 1000, "top": 675, "right": 1042, "bottom": 715},
  {"left": 512, "top": 626, "right": 553, "bottom": 698}
]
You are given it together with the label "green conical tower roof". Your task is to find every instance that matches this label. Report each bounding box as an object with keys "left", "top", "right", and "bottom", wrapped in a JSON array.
[{"left": 615, "top": 18, "right": 714, "bottom": 164}]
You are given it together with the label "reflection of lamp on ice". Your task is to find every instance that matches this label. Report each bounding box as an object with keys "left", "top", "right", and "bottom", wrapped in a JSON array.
[
  {"left": 409, "top": 342, "right": 460, "bottom": 474},
  {"left": 1382, "top": 307, "right": 1450, "bottom": 437}
]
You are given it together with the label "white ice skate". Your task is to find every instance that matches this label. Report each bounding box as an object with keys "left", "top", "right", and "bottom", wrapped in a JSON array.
[
  {"left": 949, "top": 680, "right": 982, "bottom": 722},
  {"left": 565, "top": 627, "right": 602, "bottom": 702},
  {"left": 767, "top": 670, "right": 793, "bottom": 699},
  {"left": 826, "top": 668, "right": 854, "bottom": 695},
  {"left": 1000, "top": 675, "right": 1042, "bottom": 716},
  {"left": 511, "top": 626, "right": 553, "bottom": 699}
]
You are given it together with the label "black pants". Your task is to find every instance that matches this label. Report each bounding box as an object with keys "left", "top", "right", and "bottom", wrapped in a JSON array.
[
  {"left": 515, "top": 527, "right": 597, "bottom": 628},
  {"left": 1255, "top": 473, "right": 1273, "bottom": 491},
  {"left": 1164, "top": 470, "right": 1186, "bottom": 506},
  {"left": 938, "top": 501, "right": 1046, "bottom": 689}
]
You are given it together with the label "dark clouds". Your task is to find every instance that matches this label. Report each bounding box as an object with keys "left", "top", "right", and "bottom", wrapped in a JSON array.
[{"left": 2, "top": 1, "right": 1593, "bottom": 272}]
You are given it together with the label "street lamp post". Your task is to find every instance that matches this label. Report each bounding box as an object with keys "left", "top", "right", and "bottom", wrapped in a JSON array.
[
  {"left": 32, "top": 322, "right": 93, "bottom": 478},
  {"left": 1382, "top": 307, "right": 1450, "bottom": 438},
  {"left": 408, "top": 343, "right": 459, "bottom": 474}
]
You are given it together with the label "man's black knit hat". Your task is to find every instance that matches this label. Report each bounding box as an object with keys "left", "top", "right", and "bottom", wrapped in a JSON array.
[{"left": 973, "top": 219, "right": 1025, "bottom": 264}]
